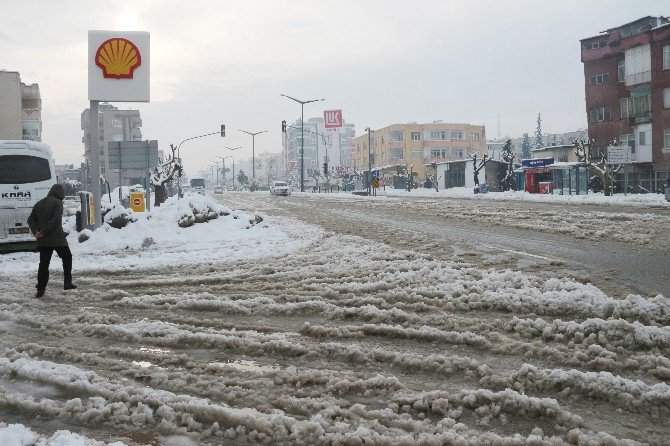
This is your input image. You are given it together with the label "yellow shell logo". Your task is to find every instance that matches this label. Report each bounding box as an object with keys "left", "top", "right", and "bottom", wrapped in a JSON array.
[{"left": 95, "top": 38, "right": 141, "bottom": 79}]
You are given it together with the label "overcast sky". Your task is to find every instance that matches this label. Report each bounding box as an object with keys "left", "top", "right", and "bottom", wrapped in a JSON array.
[{"left": 2, "top": 0, "right": 667, "bottom": 174}]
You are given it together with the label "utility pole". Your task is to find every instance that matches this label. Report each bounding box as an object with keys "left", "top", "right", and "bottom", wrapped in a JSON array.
[
  {"left": 239, "top": 130, "right": 267, "bottom": 183},
  {"left": 365, "top": 127, "right": 372, "bottom": 195}
]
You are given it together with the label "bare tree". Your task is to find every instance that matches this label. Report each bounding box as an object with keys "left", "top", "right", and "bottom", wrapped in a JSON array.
[
  {"left": 574, "top": 138, "right": 622, "bottom": 196},
  {"left": 470, "top": 152, "right": 491, "bottom": 187},
  {"left": 150, "top": 144, "right": 182, "bottom": 206}
]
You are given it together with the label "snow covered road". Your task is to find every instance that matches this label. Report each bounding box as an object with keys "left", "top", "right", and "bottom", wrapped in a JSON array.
[{"left": 0, "top": 192, "right": 668, "bottom": 445}]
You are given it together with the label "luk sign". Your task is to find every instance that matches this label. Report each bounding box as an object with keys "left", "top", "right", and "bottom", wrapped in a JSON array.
[
  {"left": 88, "top": 30, "right": 150, "bottom": 102},
  {"left": 324, "top": 110, "right": 342, "bottom": 129}
]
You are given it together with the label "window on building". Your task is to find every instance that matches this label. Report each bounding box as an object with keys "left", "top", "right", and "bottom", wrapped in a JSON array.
[
  {"left": 589, "top": 73, "right": 610, "bottom": 85},
  {"left": 639, "top": 131, "right": 647, "bottom": 146},
  {"left": 411, "top": 132, "right": 420, "bottom": 141},
  {"left": 620, "top": 98, "right": 629, "bottom": 118},
  {"left": 618, "top": 60, "right": 625, "bottom": 82},
  {"left": 586, "top": 40, "right": 608, "bottom": 50},
  {"left": 471, "top": 132, "right": 480, "bottom": 142},
  {"left": 411, "top": 149, "right": 421, "bottom": 158},
  {"left": 665, "top": 129, "right": 670, "bottom": 149},
  {"left": 664, "top": 45, "right": 670, "bottom": 70},
  {"left": 451, "top": 131, "right": 464, "bottom": 140},
  {"left": 111, "top": 118, "right": 122, "bottom": 128},
  {"left": 389, "top": 131, "right": 403, "bottom": 141},
  {"left": 621, "top": 134, "right": 636, "bottom": 153},
  {"left": 389, "top": 148, "right": 404, "bottom": 160},
  {"left": 22, "top": 120, "right": 40, "bottom": 138},
  {"left": 452, "top": 147, "right": 465, "bottom": 158},
  {"left": 431, "top": 148, "right": 449, "bottom": 158},
  {"left": 589, "top": 107, "right": 611, "bottom": 122},
  {"left": 665, "top": 88, "right": 670, "bottom": 109}
]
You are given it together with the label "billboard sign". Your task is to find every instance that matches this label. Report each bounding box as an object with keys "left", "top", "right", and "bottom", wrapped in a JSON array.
[
  {"left": 324, "top": 110, "right": 343, "bottom": 129},
  {"left": 521, "top": 157, "right": 554, "bottom": 168},
  {"left": 108, "top": 140, "right": 159, "bottom": 170},
  {"left": 607, "top": 146, "right": 631, "bottom": 164},
  {"left": 88, "top": 30, "right": 150, "bottom": 102}
]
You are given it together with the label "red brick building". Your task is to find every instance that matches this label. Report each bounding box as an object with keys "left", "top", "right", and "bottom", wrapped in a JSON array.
[{"left": 581, "top": 16, "right": 670, "bottom": 175}]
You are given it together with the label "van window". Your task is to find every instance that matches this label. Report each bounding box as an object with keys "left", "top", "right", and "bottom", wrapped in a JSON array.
[{"left": 0, "top": 155, "right": 51, "bottom": 184}]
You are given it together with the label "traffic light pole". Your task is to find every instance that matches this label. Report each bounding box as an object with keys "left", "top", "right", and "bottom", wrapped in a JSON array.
[{"left": 176, "top": 127, "right": 225, "bottom": 199}]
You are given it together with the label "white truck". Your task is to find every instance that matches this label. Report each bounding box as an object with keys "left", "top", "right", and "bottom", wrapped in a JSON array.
[{"left": 0, "top": 140, "right": 57, "bottom": 252}]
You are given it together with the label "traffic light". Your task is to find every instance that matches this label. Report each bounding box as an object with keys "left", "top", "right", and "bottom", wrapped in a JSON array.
[
  {"left": 281, "top": 120, "right": 287, "bottom": 133},
  {"left": 323, "top": 162, "right": 328, "bottom": 175},
  {"left": 221, "top": 124, "right": 226, "bottom": 137}
]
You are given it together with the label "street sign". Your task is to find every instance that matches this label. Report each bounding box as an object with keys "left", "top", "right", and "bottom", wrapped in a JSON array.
[
  {"left": 108, "top": 140, "right": 159, "bottom": 170},
  {"left": 607, "top": 145, "right": 632, "bottom": 164},
  {"left": 371, "top": 170, "right": 380, "bottom": 179},
  {"left": 371, "top": 178, "right": 380, "bottom": 189},
  {"left": 130, "top": 192, "right": 145, "bottom": 212}
]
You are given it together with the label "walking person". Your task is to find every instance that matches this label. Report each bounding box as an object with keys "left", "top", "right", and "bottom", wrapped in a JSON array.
[{"left": 27, "top": 184, "right": 77, "bottom": 298}]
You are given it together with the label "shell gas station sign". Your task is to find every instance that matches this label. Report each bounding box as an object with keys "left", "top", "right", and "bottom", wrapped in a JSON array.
[{"left": 88, "top": 31, "right": 150, "bottom": 102}]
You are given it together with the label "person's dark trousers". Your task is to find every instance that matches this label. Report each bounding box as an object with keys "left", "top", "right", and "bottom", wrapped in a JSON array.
[{"left": 37, "top": 246, "right": 72, "bottom": 290}]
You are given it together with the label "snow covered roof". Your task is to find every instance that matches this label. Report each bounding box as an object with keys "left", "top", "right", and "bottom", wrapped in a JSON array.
[{"left": 0, "top": 140, "right": 53, "bottom": 157}]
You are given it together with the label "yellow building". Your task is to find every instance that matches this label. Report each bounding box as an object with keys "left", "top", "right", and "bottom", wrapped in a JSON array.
[{"left": 353, "top": 122, "right": 486, "bottom": 188}]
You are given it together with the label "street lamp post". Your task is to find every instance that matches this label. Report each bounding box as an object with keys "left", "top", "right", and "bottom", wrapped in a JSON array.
[
  {"left": 214, "top": 161, "right": 220, "bottom": 185},
  {"left": 281, "top": 94, "right": 325, "bottom": 192},
  {"left": 239, "top": 130, "right": 267, "bottom": 183},
  {"left": 365, "top": 127, "right": 373, "bottom": 195},
  {"left": 176, "top": 129, "right": 224, "bottom": 199},
  {"left": 223, "top": 147, "right": 241, "bottom": 189}
]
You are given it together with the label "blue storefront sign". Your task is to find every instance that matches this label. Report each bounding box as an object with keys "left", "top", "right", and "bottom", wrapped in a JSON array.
[{"left": 522, "top": 157, "right": 554, "bottom": 168}]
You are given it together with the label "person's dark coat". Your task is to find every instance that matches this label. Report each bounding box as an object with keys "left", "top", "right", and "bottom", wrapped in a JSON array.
[{"left": 27, "top": 184, "right": 68, "bottom": 248}]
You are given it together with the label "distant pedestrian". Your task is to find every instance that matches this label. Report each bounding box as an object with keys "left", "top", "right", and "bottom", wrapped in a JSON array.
[{"left": 27, "top": 184, "right": 77, "bottom": 298}]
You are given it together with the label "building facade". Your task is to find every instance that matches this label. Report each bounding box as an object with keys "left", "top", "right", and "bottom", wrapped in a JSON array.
[
  {"left": 581, "top": 16, "right": 670, "bottom": 172},
  {"left": 282, "top": 116, "right": 356, "bottom": 185},
  {"left": 0, "top": 71, "right": 42, "bottom": 141},
  {"left": 352, "top": 122, "right": 486, "bottom": 187},
  {"left": 81, "top": 102, "right": 143, "bottom": 190}
]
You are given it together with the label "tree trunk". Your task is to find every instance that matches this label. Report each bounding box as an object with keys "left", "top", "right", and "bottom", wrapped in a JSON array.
[{"left": 154, "top": 184, "right": 168, "bottom": 206}]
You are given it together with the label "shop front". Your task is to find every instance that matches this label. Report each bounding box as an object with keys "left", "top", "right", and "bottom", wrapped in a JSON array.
[{"left": 522, "top": 157, "right": 554, "bottom": 194}]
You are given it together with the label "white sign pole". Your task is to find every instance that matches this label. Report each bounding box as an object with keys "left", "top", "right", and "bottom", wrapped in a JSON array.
[{"left": 89, "top": 100, "right": 102, "bottom": 229}]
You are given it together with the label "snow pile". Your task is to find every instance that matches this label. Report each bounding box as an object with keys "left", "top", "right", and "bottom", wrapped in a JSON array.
[
  {"left": 386, "top": 187, "right": 670, "bottom": 207},
  {"left": 0, "top": 423, "right": 125, "bottom": 445}
]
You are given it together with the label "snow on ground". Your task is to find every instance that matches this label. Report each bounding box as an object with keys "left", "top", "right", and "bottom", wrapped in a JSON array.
[
  {"left": 296, "top": 186, "right": 670, "bottom": 208},
  {"left": 0, "top": 194, "right": 668, "bottom": 444},
  {"left": 0, "top": 423, "right": 126, "bottom": 445}
]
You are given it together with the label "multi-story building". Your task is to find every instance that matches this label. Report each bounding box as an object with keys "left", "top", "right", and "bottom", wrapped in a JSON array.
[
  {"left": 581, "top": 16, "right": 670, "bottom": 173},
  {"left": 352, "top": 122, "right": 486, "bottom": 188},
  {"left": 81, "top": 102, "right": 143, "bottom": 190},
  {"left": 0, "top": 70, "right": 42, "bottom": 141},
  {"left": 282, "top": 116, "right": 356, "bottom": 184}
]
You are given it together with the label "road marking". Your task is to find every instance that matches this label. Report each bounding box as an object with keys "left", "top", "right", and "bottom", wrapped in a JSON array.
[{"left": 483, "top": 245, "right": 555, "bottom": 261}]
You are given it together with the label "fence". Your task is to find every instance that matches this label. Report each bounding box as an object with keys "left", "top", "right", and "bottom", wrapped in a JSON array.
[{"left": 612, "top": 171, "right": 670, "bottom": 194}]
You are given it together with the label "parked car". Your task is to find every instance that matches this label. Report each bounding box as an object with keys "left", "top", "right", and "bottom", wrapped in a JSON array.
[
  {"left": 213, "top": 186, "right": 225, "bottom": 194},
  {"left": 270, "top": 181, "right": 291, "bottom": 196}
]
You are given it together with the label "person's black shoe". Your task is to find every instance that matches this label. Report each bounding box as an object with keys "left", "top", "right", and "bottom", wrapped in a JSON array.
[
  {"left": 35, "top": 288, "right": 45, "bottom": 298},
  {"left": 63, "top": 283, "right": 77, "bottom": 290}
]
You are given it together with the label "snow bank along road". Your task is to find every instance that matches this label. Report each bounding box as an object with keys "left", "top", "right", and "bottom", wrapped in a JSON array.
[{"left": 0, "top": 192, "right": 668, "bottom": 445}]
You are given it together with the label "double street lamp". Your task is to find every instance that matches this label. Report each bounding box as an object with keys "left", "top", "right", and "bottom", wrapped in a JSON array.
[
  {"left": 238, "top": 130, "right": 267, "bottom": 182},
  {"left": 222, "top": 146, "right": 241, "bottom": 189},
  {"left": 281, "top": 93, "right": 325, "bottom": 192}
]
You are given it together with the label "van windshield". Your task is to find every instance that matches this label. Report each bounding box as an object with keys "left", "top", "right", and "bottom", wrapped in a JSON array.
[
  {"left": 274, "top": 182, "right": 287, "bottom": 187},
  {"left": 0, "top": 155, "right": 51, "bottom": 184}
]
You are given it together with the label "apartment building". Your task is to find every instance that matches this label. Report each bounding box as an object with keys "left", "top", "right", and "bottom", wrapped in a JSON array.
[
  {"left": 81, "top": 102, "right": 143, "bottom": 190},
  {"left": 282, "top": 116, "right": 356, "bottom": 181},
  {"left": 352, "top": 122, "right": 486, "bottom": 187},
  {"left": 0, "top": 71, "right": 42, "bottom": 141},
  {"left": 581, "top": 16, "right": 670, "bottom": 172}
]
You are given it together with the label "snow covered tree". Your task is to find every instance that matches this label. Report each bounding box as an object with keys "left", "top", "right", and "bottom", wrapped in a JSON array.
[
  {"left": 237, "top": 169, "right": 249, "bottom": 186},
  {"left": 500, "top": 139, "right": 516, "bottom": 191},
  {"left": 521, "top": 133, "right": 532, "bottom": 159},
  {"left": 150, "top": 144, "right": 182, "bottom": 206},
  {"left": 470, "top": 152, "right": 490, "bottom": 187},
  {"left": 535, "top": 113, "right": 543, "bottom": 149}
]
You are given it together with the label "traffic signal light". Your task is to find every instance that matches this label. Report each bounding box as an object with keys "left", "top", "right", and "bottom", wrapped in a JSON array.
[
  {"left": 323, "top": 162, "right": 328, "bottom": 175},
  {"left": 281, "top": 120, "right": 287, "bottom": 133},
  {"left": 221, "top": 124, "right": 226, "bottom": 137}
]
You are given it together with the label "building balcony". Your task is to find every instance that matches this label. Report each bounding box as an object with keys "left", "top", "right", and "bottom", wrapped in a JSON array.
[
  {"left": 628, "top": 114, "right": 652, "bottom": 125},
  {"left": 625, "top": 71, "right": 651, "bottom": 87}
]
